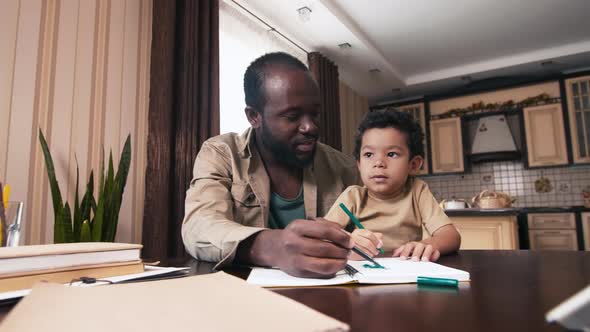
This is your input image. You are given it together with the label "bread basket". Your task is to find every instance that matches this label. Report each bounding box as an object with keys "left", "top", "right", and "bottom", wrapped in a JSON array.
[{"left": 472, "top": 190, "right": 516, "bottom": 209}]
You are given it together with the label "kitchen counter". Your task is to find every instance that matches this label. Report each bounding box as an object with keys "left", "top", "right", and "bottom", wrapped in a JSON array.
[
  {"left": 444, "top": 207, "right": 520, "bottom": 216},
  {"left": 444, "top": 205, "right": 590, "bottom": 216}
]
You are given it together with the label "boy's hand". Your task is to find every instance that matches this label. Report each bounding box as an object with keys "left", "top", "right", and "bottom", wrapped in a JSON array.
[
  {"left": 392, "top": 241, "right": 441, "bottom": 262},
  {"left": 349, "top": 229, "right": 383, "bottom": 260}
]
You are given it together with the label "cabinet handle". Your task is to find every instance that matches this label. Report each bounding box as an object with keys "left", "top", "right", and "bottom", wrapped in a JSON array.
[{"left": 541, "top": 231, "right": 563, "bottom": 235}]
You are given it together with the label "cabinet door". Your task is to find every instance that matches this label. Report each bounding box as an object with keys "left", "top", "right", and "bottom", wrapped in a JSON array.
[
  {"left": 451, "top": 216, "right": 519, "bottom": 250},
  {"left": 399, "top": 103, "right": 428, "bottom": 175},
  {"left": 523, "top": 104, "right": 568, "bottom": 167},
  {"left": 430, "top": 117, "right": 464, "bottom": 174},
  {"left": 565, "top": 76, "right": 590, "bottom": 164},
  {"left": 527, "top": 213, "right": 575, "bottom": 229},
  {"left": 582, "top": 212, "right": 590, "bottom": 251},
  {"left": 528, "top": 230, "right": 578, "bottom": 250}
]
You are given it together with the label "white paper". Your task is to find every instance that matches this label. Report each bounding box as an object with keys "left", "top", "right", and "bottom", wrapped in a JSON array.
[
  {"left": 247, "top": 258, "right": 470, "bottom": 287},
  {"left": 349, "top": 258, "right": 470, "bottom": 284}
]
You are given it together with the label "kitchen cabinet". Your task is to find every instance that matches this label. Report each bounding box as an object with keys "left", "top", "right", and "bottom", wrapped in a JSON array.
[
  {"left": 398, "top": 103, "right": 428, "bottom": 175},
  {"left": 522, "top": 104, "right": 568, "bottom": 167},
  {"left": 582, "top": 212, "right": 590, "bottom": 251},
  {"left": 527, "top": 213, "right": 578, "bottom": 250},
  {"left": 449, "top": 215, "right": 519, "bottom": 250},
  {"left": 429, "top": 117, "right": 465, "bottom": 174},
  {"left": 564, "top": 75, "right": 590, "bottom": 164}
]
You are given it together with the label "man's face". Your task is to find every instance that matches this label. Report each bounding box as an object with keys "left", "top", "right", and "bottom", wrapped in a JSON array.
[{"left": 255, "top": 67, "right": 321, "bottom": 168}]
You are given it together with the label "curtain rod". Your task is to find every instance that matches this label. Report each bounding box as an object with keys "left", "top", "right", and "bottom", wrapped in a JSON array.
[{"left": 230, "top": 0, "right": 309, "bottom": 54}]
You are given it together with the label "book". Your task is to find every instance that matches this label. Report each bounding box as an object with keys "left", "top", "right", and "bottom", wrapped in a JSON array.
[
  {"left": 247, "top": 258, "right": 470, "bottom": 287},
  {"left": 546, "top": 284, "right": 590, "bottom": 331},
  {"left": 0, "top": 242, "right": 142, "bottom": 277},
  {"left": 0, "top": 266, "right": 190, "bottom": 304},
  {"left": 0, "top": 260, "right": 144, "bottom": 292},
  {"left": 0, "top": 272, "right": 349, "bottom": 332}
]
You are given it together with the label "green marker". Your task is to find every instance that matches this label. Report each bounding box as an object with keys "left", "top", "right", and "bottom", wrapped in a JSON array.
[
  {"left": 339, "top": 203, "right": 385, "bottom": 254},
  {"left": 416, "top": 276, "right": 459, "bottom": 288}
]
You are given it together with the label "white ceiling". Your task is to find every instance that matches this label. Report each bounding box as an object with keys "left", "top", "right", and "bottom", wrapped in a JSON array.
[{"left": 235, "top": 0, "right": 590, "bottom": 104}]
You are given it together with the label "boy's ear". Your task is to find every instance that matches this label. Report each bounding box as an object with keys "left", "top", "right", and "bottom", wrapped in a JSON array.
[
  {"left": 409, "top": 155, "right": 424, "bottom": 175},
  {"left": 245, "top": 106, "right": 262, "bottom": 128}
]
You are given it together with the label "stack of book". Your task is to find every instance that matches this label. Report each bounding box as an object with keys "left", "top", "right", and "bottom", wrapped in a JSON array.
[{"left": 0, "top": 242, "right": 143, "bottom": 292}]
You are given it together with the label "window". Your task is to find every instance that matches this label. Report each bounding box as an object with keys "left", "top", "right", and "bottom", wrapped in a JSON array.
[{"left": 219, "top": 1, "right": 307, "bottom": 134}]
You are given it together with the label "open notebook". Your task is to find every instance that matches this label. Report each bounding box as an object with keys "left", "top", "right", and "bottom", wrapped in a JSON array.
[{"left": 247, "top": 258, "right": 470, "bottom": 287}]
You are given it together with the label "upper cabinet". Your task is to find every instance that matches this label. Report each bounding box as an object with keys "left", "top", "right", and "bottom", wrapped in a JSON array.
[
  {"left": 430, "top": 117, "right": 465, "bottom": 174},
  {"left": 565, "top": 75, "right": 590, "bottom": 164},
  {"left": 523, "top": 104, "right": 568, "bottom": 167},
  {"left": 397, "top": 103, "right": 428, "bottom": 175}
]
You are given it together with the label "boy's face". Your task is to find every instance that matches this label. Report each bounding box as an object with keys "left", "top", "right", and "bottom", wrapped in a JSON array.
[{"left": 357, "top": 127, "right": 423, "bottom": 200}]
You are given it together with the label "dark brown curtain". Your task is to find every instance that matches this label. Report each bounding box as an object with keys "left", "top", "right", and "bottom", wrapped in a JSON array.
[
  {"left": 308, "top": 52, "right": 341, "bottom": 151},
  {"left": 143, "top": 0, "right": 219, "bottom": 260}
]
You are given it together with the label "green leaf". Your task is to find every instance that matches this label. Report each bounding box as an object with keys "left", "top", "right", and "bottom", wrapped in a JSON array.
[
  {"left": 54, "top": 205, "right": 65, "bottom": 243},
  {"left": 105, "top": 135, "right": 132, "bottom": 242},
  {"left": 91, "top": 193, "right": 104, "bottom": 241},
  {"left": 99, "top": 147, "right": 105, "bottom": 199},
  {"left": 80, "top": 172, "right": 94, "bottom": 230},
  {"left": 38, "top": 129, "right": 64, "bottom": 224},
  {"left": 63, "top": 202, "right": 74, "bottom": 243},
  {"left": 73, "top": 159, "right": 81, "bottom": 241},
  {"left": 80, "top": 220, "right": 92, "bottom": 242},
  {"left": 114, "top": 135, "right": 132, "bottom": 196}
]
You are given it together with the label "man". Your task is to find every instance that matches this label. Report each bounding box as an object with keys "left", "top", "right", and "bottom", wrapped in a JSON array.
[{"left": 182, "top": 52, "right": 360, "bottom": 278}]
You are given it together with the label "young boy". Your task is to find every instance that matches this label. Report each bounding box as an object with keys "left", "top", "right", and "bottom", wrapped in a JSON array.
[{"left": 324, "top": 110, "right": 461, "bottom": 262}]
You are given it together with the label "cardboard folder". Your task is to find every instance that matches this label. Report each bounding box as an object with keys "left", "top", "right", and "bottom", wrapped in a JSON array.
[{"left": 0, "top": 271, "right": 349, "bottom": 332}]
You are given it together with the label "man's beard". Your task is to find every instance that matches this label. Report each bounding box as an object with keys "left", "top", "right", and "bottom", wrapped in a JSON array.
[{"left": 260, "top": 122, "right": 316, "bottom": 168}]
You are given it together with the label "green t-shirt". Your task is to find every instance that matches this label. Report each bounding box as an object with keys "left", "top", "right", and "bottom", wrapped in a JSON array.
[{"left": 268, "top": 187, "right": 305, "bottom": 229}]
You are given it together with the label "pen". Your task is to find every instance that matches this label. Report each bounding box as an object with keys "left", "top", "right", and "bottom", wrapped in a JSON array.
[
  {"left": 312, "top": 216, "right": 385, "bottom": 269},
  {"left": 339, "top": 203, "right": 385, "bottom": 254},
  {"left": 416, "top": 276, "right": 459, "bottom": 288},
  {"left": 351, "top": 246, "right": 385, "bottom": 268}
]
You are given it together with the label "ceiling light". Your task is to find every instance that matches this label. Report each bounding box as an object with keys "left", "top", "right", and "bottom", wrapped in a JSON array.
[
  {"left": 338, "top": 42, "right": 352, "bottom": 50},
  {"left": 369, "top": 68, "right": 381, "bottom": 74},
  {"left": 297, "top": 6, "right": 312, "bottom": 22}
]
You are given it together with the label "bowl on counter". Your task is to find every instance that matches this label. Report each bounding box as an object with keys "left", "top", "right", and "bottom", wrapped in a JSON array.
[{"left": 439, "top": 199, "right": 471, "bottom": 210}]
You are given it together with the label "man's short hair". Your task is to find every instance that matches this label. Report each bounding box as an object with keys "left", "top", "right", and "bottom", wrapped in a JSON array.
[
  {"left": 243, "top": 52, "right": 309, "bottom": 111},
  {"left": 353, "top": 110, "right": 425, "bottom": 160}
]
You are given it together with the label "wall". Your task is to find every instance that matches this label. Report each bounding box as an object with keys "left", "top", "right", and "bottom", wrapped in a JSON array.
[
  {"left": 424, "top": 161, "right": 590, "bottom": 208},
  {"left": 339, "top": 81, "right": 369, "bottom": 157},
  {"left": 0, "top": 0, "right": 152, "bottom": 244}
]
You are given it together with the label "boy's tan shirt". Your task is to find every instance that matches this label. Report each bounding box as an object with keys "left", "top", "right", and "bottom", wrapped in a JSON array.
[
  {"left": 182, "top": 128, "right": 360, "bottom": 268},
  {"left": 324, "top": 179, "right": 452, "bottom": 251}
]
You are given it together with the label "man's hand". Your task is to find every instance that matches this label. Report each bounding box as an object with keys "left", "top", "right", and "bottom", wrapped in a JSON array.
[
  {"left": 349, "top": 229, "right": 383, "bottom": 260},
  {"left": 392, "top": 241, "right": 441, "bottom": 262},
  {"left": 237, "top": 218, "right": 354, "bottom": 278}
]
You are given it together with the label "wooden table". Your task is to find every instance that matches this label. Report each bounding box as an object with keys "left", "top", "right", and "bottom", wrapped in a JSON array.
[{"left": 2, "top": 250, "right": 589, "bottom": 331}]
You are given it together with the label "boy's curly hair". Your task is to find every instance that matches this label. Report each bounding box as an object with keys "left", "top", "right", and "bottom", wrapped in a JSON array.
[{"left": 353, "top": 110, "right": 425, "bottom": 161}]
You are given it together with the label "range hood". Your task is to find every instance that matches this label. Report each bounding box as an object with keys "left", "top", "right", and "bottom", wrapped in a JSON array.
[{"left": 470, "top": 114, "right": 521, "bottom": 163}]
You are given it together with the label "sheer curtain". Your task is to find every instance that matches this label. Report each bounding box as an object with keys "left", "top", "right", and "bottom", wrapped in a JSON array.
[{"left": 219, "top": 1, "right": 307, "bottom": 134}]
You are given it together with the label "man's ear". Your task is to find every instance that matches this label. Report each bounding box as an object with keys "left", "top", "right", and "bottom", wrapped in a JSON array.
[
  {"left": 245, "top": 106, "right": 262, "bottom": 129},
  {"left": 409, "top": 155, "right": 424, "bottom": 175}
]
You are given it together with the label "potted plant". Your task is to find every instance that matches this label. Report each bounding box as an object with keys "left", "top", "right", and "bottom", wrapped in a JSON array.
[{"left": 38, "top": 129, "right": 131, "bottom": 243}]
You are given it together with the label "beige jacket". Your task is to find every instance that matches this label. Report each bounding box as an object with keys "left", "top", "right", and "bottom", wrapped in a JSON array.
[{"left": 182, "top": 128, "right": 360, "bottom": 268}]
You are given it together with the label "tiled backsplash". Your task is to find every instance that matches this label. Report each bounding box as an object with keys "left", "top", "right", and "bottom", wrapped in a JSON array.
[{"left": 421, "top": 161, "right": 590, "bottom": 207}]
